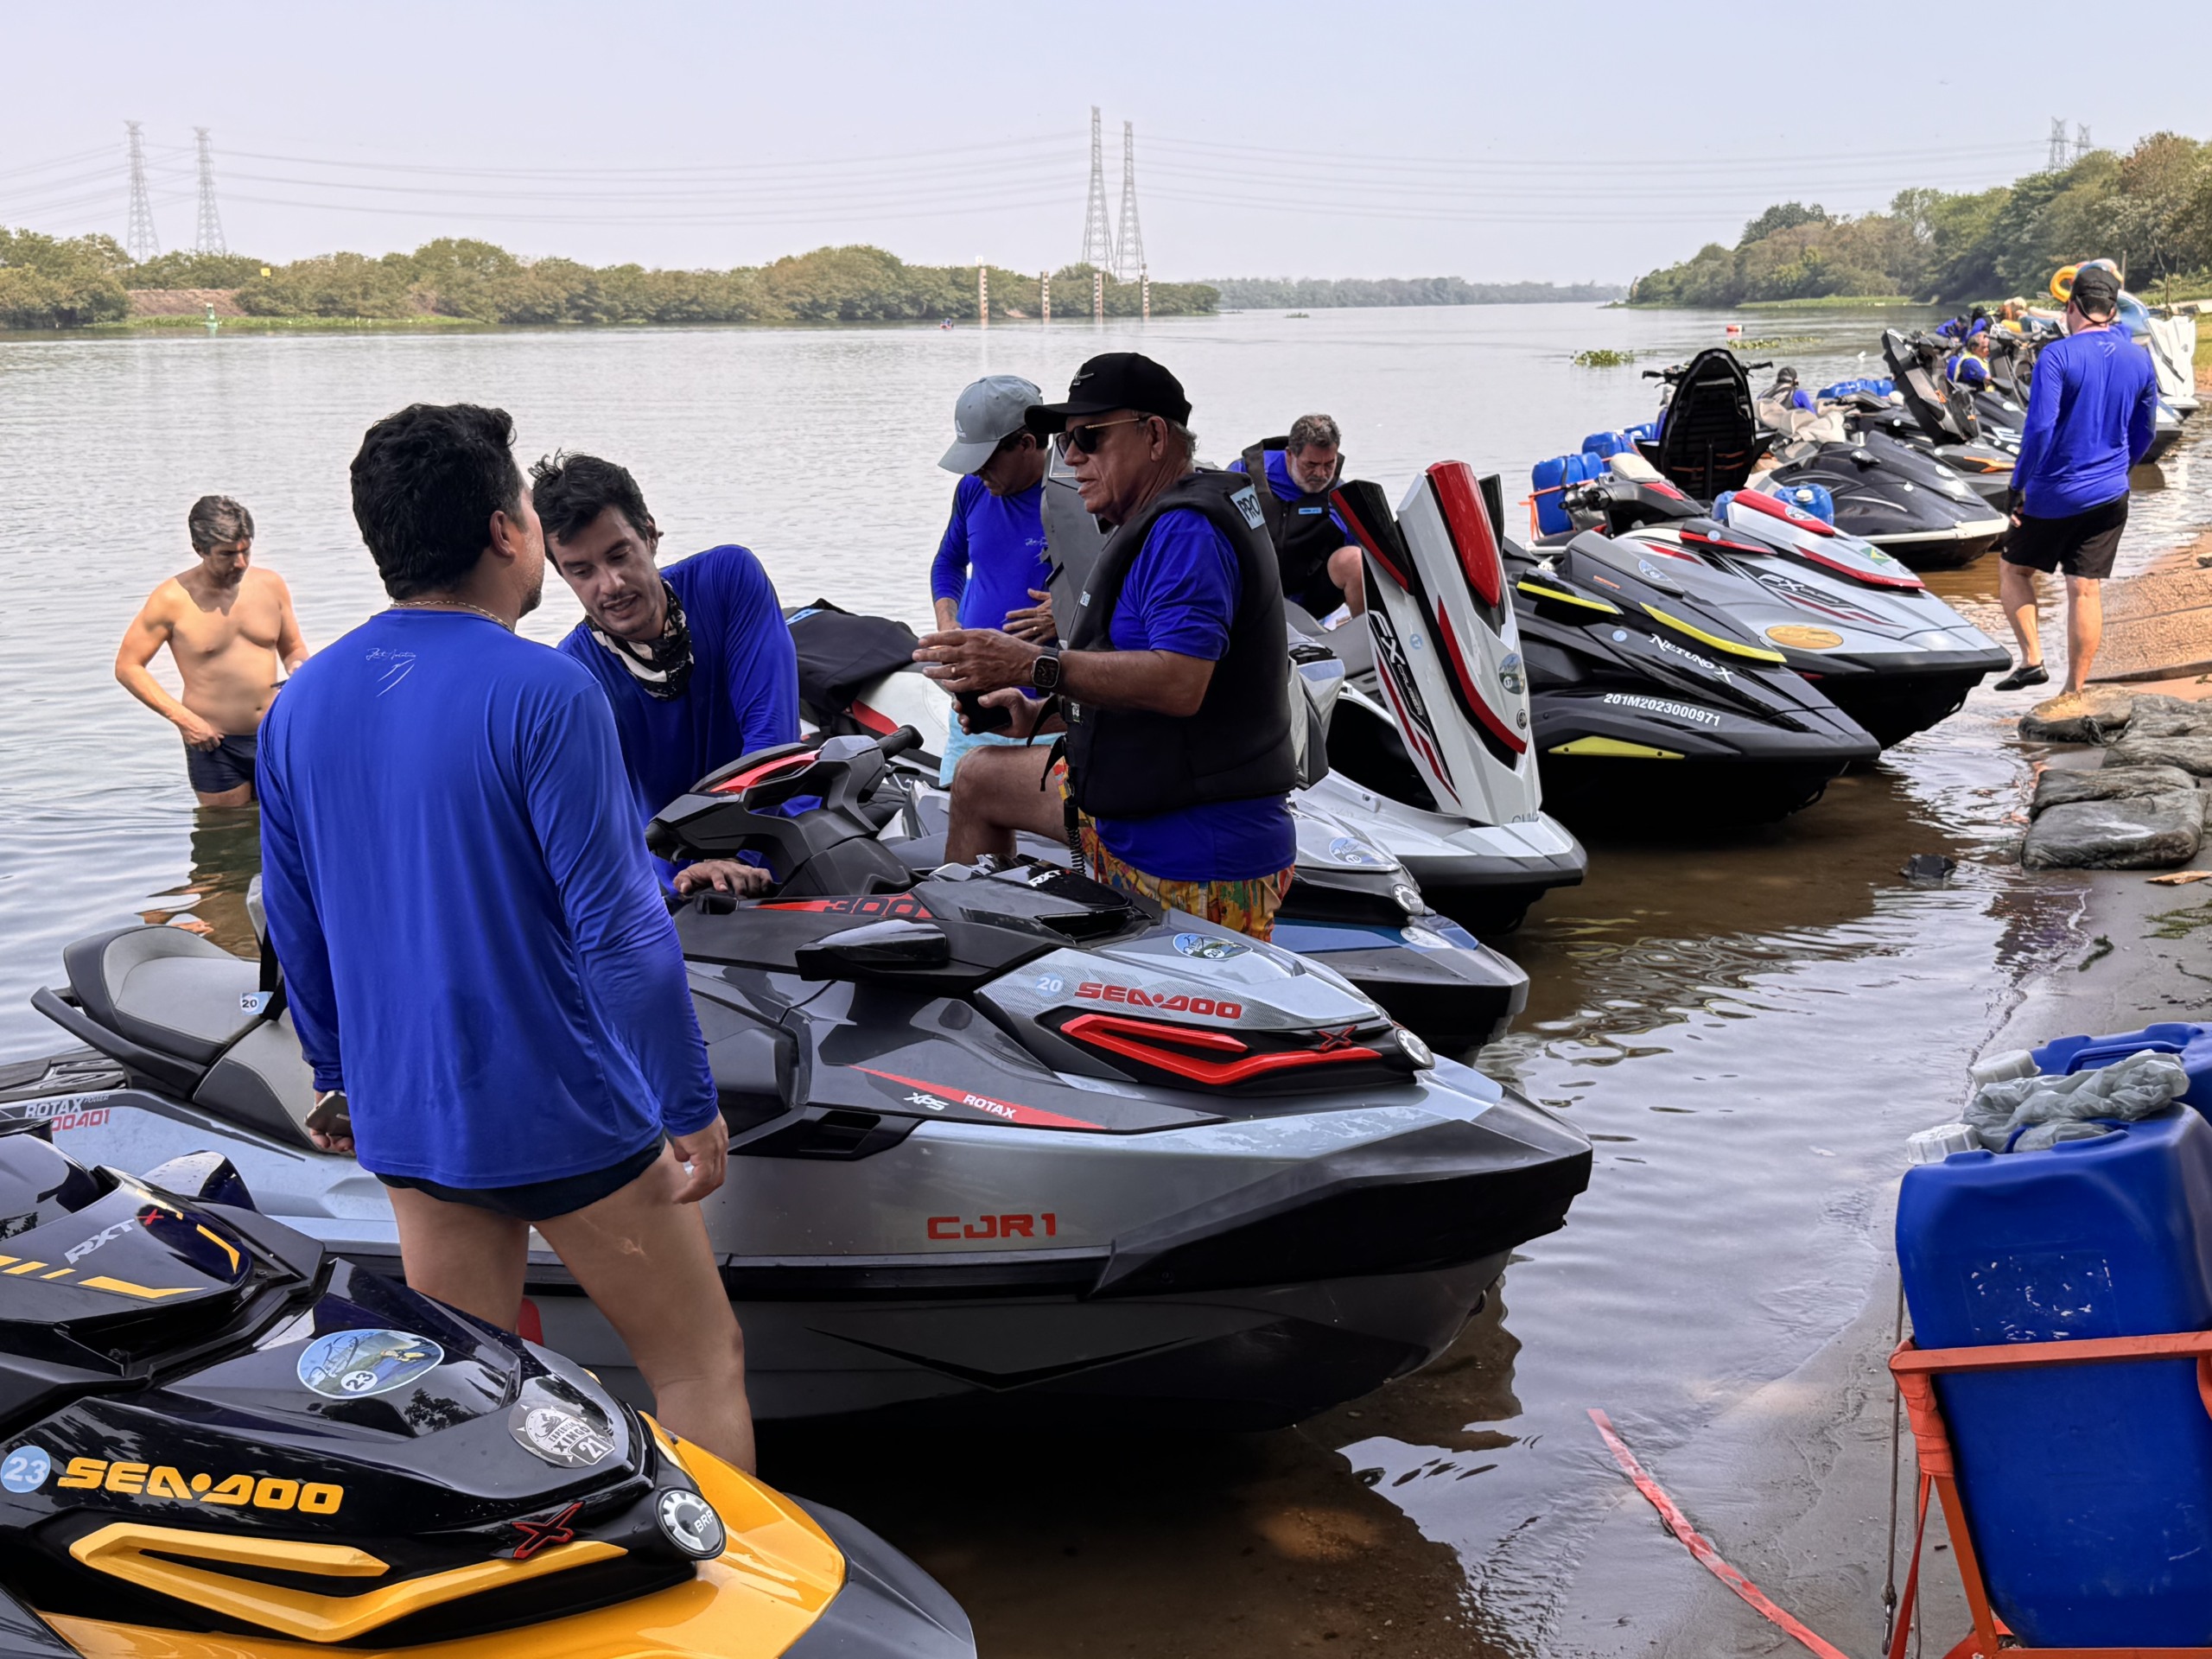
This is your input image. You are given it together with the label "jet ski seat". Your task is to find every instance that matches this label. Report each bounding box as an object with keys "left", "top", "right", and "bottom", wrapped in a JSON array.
[
  {"left": 1645, "top": 347, "right": 1764, "bottom": 500},
  {"left": 61, "top": 924, "right": 320, "bottom": 1147},
  {"left": 67, "top": 925, "right": 258, "bottom": 1065}
]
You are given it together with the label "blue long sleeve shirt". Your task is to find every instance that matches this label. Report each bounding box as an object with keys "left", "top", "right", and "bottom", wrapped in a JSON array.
[
  {"left": 257, "top": 609, "right": 717, "bottom": 1188},
  {"left": 2012, "top": 325, "right": 2158, "bottom": 518},
  {"left": 556, "top": 545, "right": 799, "bottom": 828},
  {"left": 930, "top": 475, "right": 1048, "bottom": 628}
]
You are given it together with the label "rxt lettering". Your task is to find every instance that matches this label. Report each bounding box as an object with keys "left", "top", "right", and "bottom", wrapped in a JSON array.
[
  {"left": 1075, "top": 984, "right": 1242, "bottom": 1019},
  {"left": 927, "top": 1213, "right": 1058, "bottom": 1241},
  {"left": 54, "top": 1457, "right": 341, "bottom": 1513}
]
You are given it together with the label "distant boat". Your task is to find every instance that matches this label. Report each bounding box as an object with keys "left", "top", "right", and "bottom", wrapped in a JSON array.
[{"left": 938, "top": 319, "right": 956, "bottom": 331}]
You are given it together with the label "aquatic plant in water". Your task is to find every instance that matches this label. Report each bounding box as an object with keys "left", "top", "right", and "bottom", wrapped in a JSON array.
[{"left": 1572, "top": 348, "right": 1637, "bottom": 367}]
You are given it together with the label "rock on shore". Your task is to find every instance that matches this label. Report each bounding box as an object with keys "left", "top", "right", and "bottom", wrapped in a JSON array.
[{"left": 2019, "top": 692, "right": 2212, "bottom": 868}]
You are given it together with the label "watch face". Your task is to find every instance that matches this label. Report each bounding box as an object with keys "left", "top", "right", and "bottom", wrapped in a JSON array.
[{"left": 1033, "top": 654, "right": 1059, "bottom": 690}]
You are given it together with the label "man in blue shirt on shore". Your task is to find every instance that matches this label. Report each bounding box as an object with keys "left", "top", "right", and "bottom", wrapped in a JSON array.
[
  {"left": 531, "top": 451, "right": 798, "bottom": 891},
  {"left": 1996, "top": 264, "right": 2158, "bottom": 694},
  {"left": 258, "top": 402, "right": 753, "bottom": 1471},
  {"left": 930, "top": 374, "right": 1056, "bottom": 782}
]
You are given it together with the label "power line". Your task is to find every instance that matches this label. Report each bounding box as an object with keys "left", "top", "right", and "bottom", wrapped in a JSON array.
[
  {"left": 194, "top": 128, "right": 226, "bottom": 255},
  {"left": 1079, "top": 106, "right": 1114, "bottom": 270},
  {"left": 1113, "top": 120, "right": 1144, "bottom": 283},
  {"left": 124, "top": 121, "right": 160, "bottom": 261}
]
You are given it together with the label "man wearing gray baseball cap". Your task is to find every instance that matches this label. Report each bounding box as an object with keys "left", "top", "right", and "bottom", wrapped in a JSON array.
[{"left": 929, "top": 374, "right": 1056, "bottom": 781}]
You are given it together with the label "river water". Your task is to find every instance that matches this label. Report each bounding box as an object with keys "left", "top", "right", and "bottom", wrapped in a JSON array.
[{"left": 2, "top": 304, "right": 2206, "bottom": 1655}]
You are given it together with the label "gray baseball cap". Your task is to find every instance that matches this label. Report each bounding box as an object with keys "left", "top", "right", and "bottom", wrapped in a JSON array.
[{"left": 939, "top": 374, "right": 1042, "bottom": 474}]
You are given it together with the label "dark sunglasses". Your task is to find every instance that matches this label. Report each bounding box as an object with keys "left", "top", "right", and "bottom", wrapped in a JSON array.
[{"left": 1054, "top": 415, "right": 1152, "bottom": 458}]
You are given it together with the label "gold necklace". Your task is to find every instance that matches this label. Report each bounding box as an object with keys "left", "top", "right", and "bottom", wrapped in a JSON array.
[{"left": 391, "top": 597, "right": 512, "bottom": 631}]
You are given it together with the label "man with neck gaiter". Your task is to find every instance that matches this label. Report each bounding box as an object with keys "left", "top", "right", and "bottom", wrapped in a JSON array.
[{"left": 535, "top": 452, "right": 798, "bottom": 893}]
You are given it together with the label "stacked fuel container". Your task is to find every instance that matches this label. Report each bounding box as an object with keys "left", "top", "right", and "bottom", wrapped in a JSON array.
[{"left": 1897, "top": 1022, "right": 2212, "bottom": 1647}]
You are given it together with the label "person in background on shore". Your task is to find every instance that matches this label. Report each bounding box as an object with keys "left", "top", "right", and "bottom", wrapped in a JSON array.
[
  {"left": 1948, "top": 326, "right": 1993, "bottom": 391},
  {"left": 531, "top": 452, "right": 797, "bottom": 894},
  {"left": 916, "top": 353, "right": 1300, "bottom": 941},
  {"left": 1230, "top": 413, "right": 1365, "bottom": 619},
  {"left": 930, "top": 374, "right": 1057, "bottom": 782},
  {"left": 115, "top": 495, "right": 308, "bottom": 806},
  {"left": 1995, "top": 264, "right": 2158, "bottom": 695},
  {"left": 258, "top": 403, "right": 754, "bottom": 1471}
]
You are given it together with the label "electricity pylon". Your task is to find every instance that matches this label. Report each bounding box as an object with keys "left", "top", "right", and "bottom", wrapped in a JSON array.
[
  {"left": 125, "top": 121, "right": 161, "bottom": 262},
  {"left": 1079, "top": 106, "right": 1115, "bottom": 272},
  {"left": 194, "top": 128, "right": 226, "bottom": 255},
  {"left": 1113, "top": 121, "right": 1145, "bottom": 283}
]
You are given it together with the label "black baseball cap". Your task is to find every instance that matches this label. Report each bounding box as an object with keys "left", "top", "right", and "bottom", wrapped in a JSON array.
[
  {"left": 1024, "top": 353, "right": 1192, "bottom": 435},
  {"left": 2069, "top": 264, "right": 2121, "bottom": 315}
]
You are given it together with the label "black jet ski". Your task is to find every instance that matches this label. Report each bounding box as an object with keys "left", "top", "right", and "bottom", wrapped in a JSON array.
[
  {"left": 1643, "top": 347, "right": 2005, "bottom": 569},
  {"left": 0, "top": 1124, "right": 976, "bottom": 1659},
  {"left": 1498, "top": 527, "right": 1880, "bottom": 824},
  {"left": 16, "top": 728, "right": 1591, "bottom": 1431},
  {"left": 785, "top": 608, "right": 1529, "bottom": 1050},
  {"left": 1537, "top": 467, "right": 2010, "bottom": 747},
  {"left": 1850, "top": 331, "right": 2018, "bottom": 504},
  {"left": 1030, "top": 454, "right": 1586, "bottom": 935}
]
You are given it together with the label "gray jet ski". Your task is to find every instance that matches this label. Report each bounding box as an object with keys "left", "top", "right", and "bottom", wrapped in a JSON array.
[{"left": 13, "top": 727, "right": 1590, "bottom": 1430}]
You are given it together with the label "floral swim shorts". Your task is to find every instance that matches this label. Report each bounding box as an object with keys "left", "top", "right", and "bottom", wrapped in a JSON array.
[{"left": 1052, "top": 759, "right": 1294, "bottom": 942}]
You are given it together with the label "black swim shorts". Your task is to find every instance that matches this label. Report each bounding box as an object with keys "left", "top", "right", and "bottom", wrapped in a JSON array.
[
  {"left": 2002, "top": 493, "right": 2128, "bottom": 580},
  {"left": 377, "top": 1137, "right": 665, "bottom": 1223},
  {"left": 184, "top": 731, "right": 258, "bottom": 795}
]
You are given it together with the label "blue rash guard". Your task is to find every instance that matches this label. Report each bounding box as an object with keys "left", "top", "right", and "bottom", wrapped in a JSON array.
[
  {"left": 1090, "top": 509, "right": 1297, "bottom": 883},
  {"left": 931, "top": 474, "right": 1048, "bottom": 628},
  {"left": 556, "top": 545, "right": 799, "bottom": 828},
  {"left": 257, "top": 610, "right": 716, "bottom": 1189},
  {"left": 2012, "top": 325, "right": 2158, "bottom": 518},
  {"left": 1227, "top": 448, "right": 1353, "bottom": 541}
]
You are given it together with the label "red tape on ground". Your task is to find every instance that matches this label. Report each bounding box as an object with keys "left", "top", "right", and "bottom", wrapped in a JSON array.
[{"left": 1588, "top": 1408, "right": 1854, "bottom": 1659}]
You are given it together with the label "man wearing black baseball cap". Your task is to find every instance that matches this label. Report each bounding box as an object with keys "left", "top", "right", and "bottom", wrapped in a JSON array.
[
  {"left": 1995, "top": 262, "right": 2158, "bottom": 694},
  {"left": 912, "top": 353, "right": 1300, "bottom": 939}
]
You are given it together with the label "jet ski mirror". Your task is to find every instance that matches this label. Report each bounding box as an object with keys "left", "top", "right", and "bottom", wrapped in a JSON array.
[{"left": 794, "top": 918, "right": 952, "bottom": 980}]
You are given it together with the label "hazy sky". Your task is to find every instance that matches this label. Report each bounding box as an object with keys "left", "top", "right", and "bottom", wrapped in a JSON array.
[{"left": 1, "top": 1, "right": 2196, "bottom": 283}]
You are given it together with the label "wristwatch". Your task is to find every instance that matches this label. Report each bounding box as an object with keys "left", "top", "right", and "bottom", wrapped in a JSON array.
[{"left": 1028, "top": 651, "right": 1062, "bottom": 693}]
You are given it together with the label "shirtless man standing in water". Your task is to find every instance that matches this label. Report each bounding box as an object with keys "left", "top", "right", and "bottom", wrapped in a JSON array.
[{"left": 116, "top": 496, "right": 309, "bottom": 805}]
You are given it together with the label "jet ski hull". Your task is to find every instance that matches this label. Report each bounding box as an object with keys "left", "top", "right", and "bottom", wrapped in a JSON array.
[{"left": 7, "top": 1069, "right": 1589, "bottom": 1430}]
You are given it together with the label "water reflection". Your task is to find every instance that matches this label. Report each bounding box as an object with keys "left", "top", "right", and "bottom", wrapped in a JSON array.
[{"left": 142, "top": 804, "right": 260, "bottom": 957}]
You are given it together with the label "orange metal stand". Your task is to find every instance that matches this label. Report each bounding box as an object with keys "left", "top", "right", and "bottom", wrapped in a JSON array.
[{"left": 1888, "top": 1331, "right": 2212, "bottom": 1659}]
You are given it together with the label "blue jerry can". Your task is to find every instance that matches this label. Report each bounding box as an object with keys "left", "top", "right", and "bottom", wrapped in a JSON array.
[{"left": 1897, "top": 1106, "right": 2212, "bottom": 1646}]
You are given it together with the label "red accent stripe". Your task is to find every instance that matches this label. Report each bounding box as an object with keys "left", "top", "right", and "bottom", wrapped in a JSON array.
[
  {"left": 709, "top": 751, "right": 819, "bottom": 795},
  {"left": 1433, "top": 611, "right": 1528, "bottom": 754},
  {"left": 1371, "top": 664, "right": 1455, "bottom": 792},
  {"left": 1794, "top": 546, "right": 1926, "bottom": 590},
  {"left": 1061, "top": 1013, "right": 1379, "bottom": 1087},
  {"left": 1588, "top": 1411, "right": 1853, "bottom": 1659},
  {"left": 851, "top": 1066, "right": 1103, "bottom": 1131},
  {"left": 1732, "top": 487, "right": 1838, "bottom": 537},
  {"left": 1332, "top": 488, "right": 1411, "bottom": 592},
  {"left": 1426, "top": 461, "right": 1504, "bottom": 607},
  {"left": 849, "top": 700, "right": 899, "bottom": 735}
]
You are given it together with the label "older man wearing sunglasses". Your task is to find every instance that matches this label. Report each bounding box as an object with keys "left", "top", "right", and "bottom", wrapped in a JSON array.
[{"left": 912, "top": 353, "right": 1300, "bottom": 941}]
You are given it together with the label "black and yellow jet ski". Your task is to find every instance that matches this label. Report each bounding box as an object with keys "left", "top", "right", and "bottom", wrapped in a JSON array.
[
  {"left": 0, "top": 1125, "right": 974, "bottom": 1658},
  {"left": 1504, "top": 529, "right": 1880, "bottom": 826}
]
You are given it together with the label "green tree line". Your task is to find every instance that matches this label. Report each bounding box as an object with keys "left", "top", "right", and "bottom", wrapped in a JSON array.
[
  {"left": 1210, "top": 276, "right": 1624, "bottom": 308},
  {"left": 1630, "top": 130, "right": 2212, "bottom": 306},
  {"left": 0, "top": 237, "right": 1217, "bottom": 330}
]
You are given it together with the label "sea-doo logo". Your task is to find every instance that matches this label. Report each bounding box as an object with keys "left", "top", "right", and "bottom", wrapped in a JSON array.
[
  {"left": 760, "top": 894, "right": 934, "bottom": 920},
  {"left": 929, "top": 1213, "right": 1059, "bottom": 1241},
  {"left": 1077, "top": 983, "right": 1243, "bottom": 1019},
  {"left": 54, "top": 1458, "right": 342, "bottom": 1513},
  {"left": 1600, "top": 693, "right": 1722, "bottom": 728},
  {"left": 1651, "top": 635, "right": 1731, "bottom": 683}
]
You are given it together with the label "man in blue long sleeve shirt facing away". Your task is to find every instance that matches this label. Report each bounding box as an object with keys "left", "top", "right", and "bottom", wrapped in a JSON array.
[
  {"left": 532, "top": 452, "right": 798, "bottom": 893},
  {"left": 930, "top": 374, "right": 1057, "bottom": 782},
  {"left": 1995, "top": 263, "right": 2158, "bottom": 695},
  {"left": 257, "top": 403, "right": 753, "bottom": 1471}
]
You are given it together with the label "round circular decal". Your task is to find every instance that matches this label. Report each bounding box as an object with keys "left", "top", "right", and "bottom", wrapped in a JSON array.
[
  {"left": 1764, "top": 625, "right": 1844, "bottom": 651},
  {"left": 1327, "top": 836, "right": 1383, "bottom": 868},
  {"left": 1399, "top": 925, "right": 1451, "bottom": 951},
  {"left": 296, "top": 1330, "right": 445, "bottom": 1400},
  {"left": 656, "top": 1488, "right": 728, "bottom": 1559},
  {"left": 508, "top": 1378, "right": 617, "bottom": 1470},
  {"left": 1173, "top": 932, "right": 1249, "bottom": 961},
  {"left": 1, "top": 1446, "right": 52, "bottom": 1493}
]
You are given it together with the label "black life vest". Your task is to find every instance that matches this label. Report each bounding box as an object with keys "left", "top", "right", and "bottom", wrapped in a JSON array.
[
  {"left": 1240, "top": 439, "right": 1345, "bottom": 602},
  {"left": 1063, "top": 470, "right": 1296, "bottom": 823}
]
